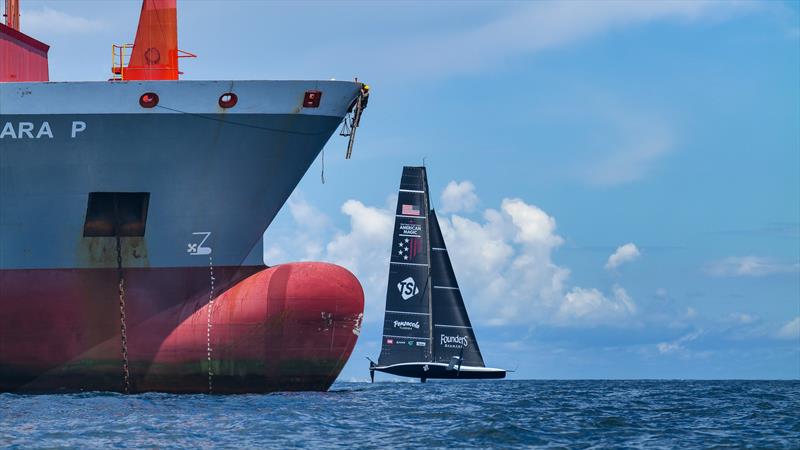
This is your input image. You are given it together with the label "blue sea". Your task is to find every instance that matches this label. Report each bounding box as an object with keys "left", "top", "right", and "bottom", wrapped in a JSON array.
[{"left": 1, "top": 380, "right": 798, "bottom": 449}]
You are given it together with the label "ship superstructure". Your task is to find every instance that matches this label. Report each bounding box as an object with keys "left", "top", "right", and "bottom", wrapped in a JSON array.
[{"left": 0, "top": 0, "right": 366, "bottom": 393}]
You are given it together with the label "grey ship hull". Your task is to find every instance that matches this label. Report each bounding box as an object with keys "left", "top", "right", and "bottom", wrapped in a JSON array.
[{"left": 0, "top": 80, "right": 365, "bottom": 392}]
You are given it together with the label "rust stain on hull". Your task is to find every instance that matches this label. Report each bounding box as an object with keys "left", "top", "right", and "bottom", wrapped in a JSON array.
[{"left": 77, "top": 236, "right": 151, "bottom": 269}]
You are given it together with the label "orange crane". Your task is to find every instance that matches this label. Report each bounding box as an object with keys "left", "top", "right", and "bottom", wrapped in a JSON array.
[{"left": 112, "top": 0, "right": 195, "bottom": 81}]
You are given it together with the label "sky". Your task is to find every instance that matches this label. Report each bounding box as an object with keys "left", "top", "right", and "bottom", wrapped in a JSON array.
[{"left": 9, "top": 0, "right": 799, "bottom": 380}]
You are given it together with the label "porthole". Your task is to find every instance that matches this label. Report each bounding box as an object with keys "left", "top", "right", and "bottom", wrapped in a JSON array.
[
  {"left": 139, "top": 92, "right": 159, "bottom": 108},
  {"left": 219, "top": 92, "right": 238, "bottom": 109}
]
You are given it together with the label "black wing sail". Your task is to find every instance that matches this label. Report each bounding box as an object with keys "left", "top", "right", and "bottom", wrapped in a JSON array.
[
  {"left": 377, "top": 167, "right": 433, "bottom": 367},
  {"left": 429, "top": 209, "right": 486, "bottom": 367}
]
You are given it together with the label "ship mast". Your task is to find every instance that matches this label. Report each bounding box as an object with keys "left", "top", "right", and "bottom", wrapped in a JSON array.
[{"left": 4, "top": 0, "right": 19, "bottom": 30}]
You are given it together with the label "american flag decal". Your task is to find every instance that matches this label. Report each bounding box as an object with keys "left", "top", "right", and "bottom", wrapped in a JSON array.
[{"left": 401, "top": 204, "right": 421, "bottom": 216}]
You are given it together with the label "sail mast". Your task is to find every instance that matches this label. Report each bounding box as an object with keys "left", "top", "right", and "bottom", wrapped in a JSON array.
[{"left": 422, "top": 167, "right": 434, "bottom": 363}]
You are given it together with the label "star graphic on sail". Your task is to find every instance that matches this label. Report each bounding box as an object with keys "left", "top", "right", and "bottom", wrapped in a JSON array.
[{"left": 398, "top": 236, "right": 422, "bottom": 261}]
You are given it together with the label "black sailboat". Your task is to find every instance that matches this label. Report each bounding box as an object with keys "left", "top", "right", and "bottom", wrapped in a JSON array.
[{"left": 370, "top": 167, "right": 506, "bottom": 382}]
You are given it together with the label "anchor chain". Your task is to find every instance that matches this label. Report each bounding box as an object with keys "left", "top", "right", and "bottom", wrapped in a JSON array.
[
  {"left": 206, "top": 255, "right": 215, "bottom": 394},
  {"left": 114, "top": 198, "right": 131, "bottom": 394}
]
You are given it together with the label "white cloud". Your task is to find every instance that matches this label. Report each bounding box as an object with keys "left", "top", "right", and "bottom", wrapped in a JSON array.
[
  {"left": 657, "top": 330, "right": 702, "bottom": 354},
  {"left": 437, "top": 200, "right": 574, "bottom": 326},
  {"left": 357, "top": 0, "right": 761, "bottom": 80},
  {"left": 267, "top": 196, "right": 333, "bottom": 262},
  {"left": 704, "top": 256, "right": 800, "bottom": 277},
  {"left": 558, "top": 284, "right": 636, "bottom": 324},
  {"left": 322, "top": 200, "right": 394, "bottom": 322},
  {"left": 564, "top": 98, "right": 677, "bottom": 187},
  {"left": 502, "top": 199, "right": 564, "bottom": 248},
  {"left": 288, "top": 196, "right": 330, "bottom": 232},
  {"left": 439, "top": 180, "right": 478, "bottom": 213},
  {"left": 262, "top": 245, "right": 285, "bottom": 263},
  {"left": 457, "top": 198, "right": 634, "bottom": 326},
  {"left": 606, "top": 243, "right": 641, "bottom": 270},
  {"left": 776, "top": 317, "right": 800, "bottom": 340},
  {"left": 21, "top": 7, "right": 108, "bottom": 34},
  {"left": 583, "top": 119, "right": 673, "bottom": 186},
  {"left": 445, "top": 197, "right": 642, "bottom": 326},
  {"left": 266, "top": 188, "right": 638, "bottom": 327},
  {"left": 326, "top": 200, "right": 394, "bottom": 268}
]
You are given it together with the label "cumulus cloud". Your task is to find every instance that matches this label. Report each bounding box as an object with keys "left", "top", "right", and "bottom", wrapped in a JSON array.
[
  {"left": 288, "top": 196, "right": 330, "bottom": 232},
  {"left": 320, "top": 200, "right": 394, "bottom": 322},
  {"left": 503, "top": 199, "right": 564, "bottom": 248},
  {"left": 276, "top": 196, "right": 332, "bottom": 261},
  {"left": 21, "top": 7, "right": 108, "bottom": 34},
  {"left": 438, "top": 199, "right": 573, "bottom": 325},
  {"left": 326, "top": 200, "right": 394, "bottom": 270},
  {"left": 266, "top": 189, "right": 638, "bottom": 327},
  {"left": 704, "top": 256, "right": 800, "bottom": 277},
  {"left": 442, "top": 198, "right": 636, "bottom": 326},
  {"left": 439, "top": 181, "right": 479, "bottom": 213},
  {"left": 558, "top": 285, "right": 636, "bottom": 324},
  {"left": 605, "top": 243, "right": 641, "bottom": 270},
  {"left": 776, "top": 317, "right": 800, "bottom": 340}
]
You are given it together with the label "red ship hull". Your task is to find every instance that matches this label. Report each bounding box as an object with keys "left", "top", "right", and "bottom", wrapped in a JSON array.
[{"left": 0, "top": 263, "right": 364, "bottom": 393}]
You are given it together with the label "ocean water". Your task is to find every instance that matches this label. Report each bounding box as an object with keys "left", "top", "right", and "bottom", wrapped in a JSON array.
[{"left": 1, "top": 380, "right": 798, "bottom": 449}]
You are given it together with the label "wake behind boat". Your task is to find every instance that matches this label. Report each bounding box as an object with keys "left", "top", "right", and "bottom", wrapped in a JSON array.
[{"left": 370, "top": 167, "right": 505, "bottom": 382}]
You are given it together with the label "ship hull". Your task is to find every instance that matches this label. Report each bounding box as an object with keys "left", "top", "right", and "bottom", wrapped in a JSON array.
[
  {"left": 0, "top": 80, "right": 366, "bottom": 393},
  {"left": 0, "top": 263, "right": 364, "bottom": 393}
]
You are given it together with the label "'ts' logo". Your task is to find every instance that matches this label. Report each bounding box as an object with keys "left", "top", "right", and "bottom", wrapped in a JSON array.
[{"left": 397, "top": 276, "right": 420, "bottom": 300}]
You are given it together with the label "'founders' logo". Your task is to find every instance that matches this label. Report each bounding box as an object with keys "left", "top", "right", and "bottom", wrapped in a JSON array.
[
  {"left": 397, "top": 276, "right": 419, "bottom": 300},
  {"left": 440, "top": 334, "right": 469, "bottom": 348}
]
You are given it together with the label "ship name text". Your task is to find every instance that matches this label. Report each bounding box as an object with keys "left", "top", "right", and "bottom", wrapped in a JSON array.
[{"left": 1, "top": 121, "right": 87, "bottom": 139}]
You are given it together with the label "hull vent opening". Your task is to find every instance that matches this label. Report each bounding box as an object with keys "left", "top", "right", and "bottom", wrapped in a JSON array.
[{"left": 83, "top": 192, "right": 150, "bottom": 237}]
